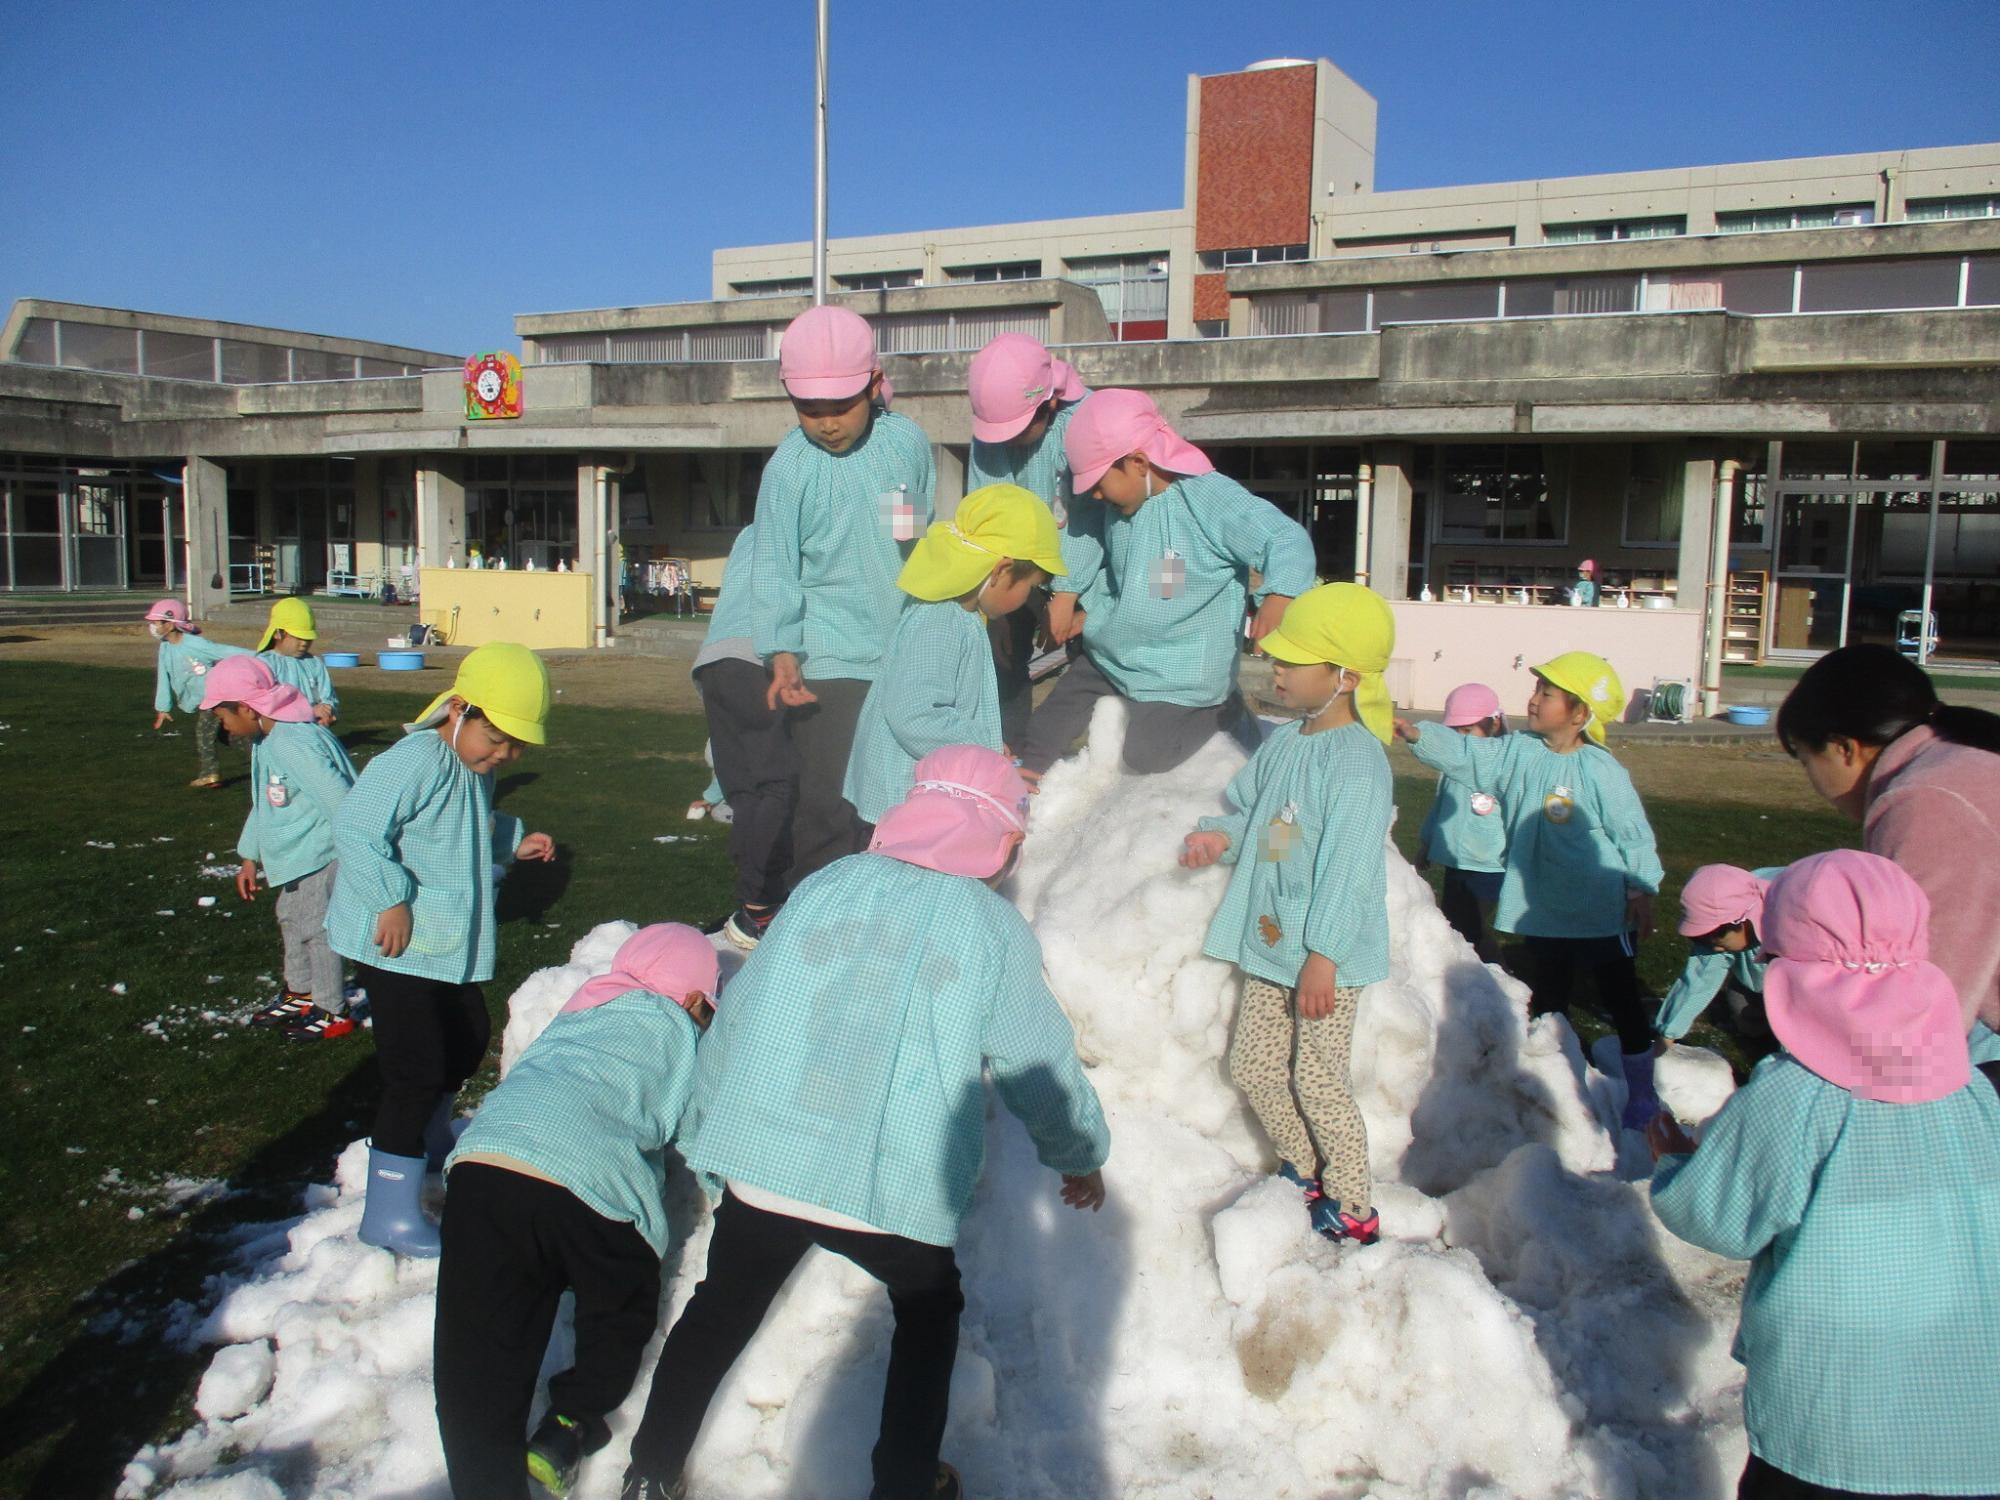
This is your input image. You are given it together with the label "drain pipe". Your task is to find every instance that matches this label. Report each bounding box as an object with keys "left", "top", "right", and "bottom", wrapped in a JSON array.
[
  {"left": 593, "top": 455, "right": 637, "bottom": 648},
  {"left": 1701, "top": 459, "right": 1743, "bottom": 719},
  {"left": 1353, "top": 462, "right": 1373, "bottom": 586}
]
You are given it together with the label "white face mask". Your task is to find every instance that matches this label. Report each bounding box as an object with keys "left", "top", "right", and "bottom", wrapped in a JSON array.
[{"left": 1297, "top": 668, "right": 1355, "bottom": 721}]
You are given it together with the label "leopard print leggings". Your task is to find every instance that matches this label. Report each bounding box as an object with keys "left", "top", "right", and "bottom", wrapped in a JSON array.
[{"left": 1227, "top": 976, "right": 1372, "bottom": 1216}]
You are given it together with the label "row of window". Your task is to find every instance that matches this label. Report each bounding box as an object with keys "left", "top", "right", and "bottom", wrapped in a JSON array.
[{"left": 6, "top": 318, "right": 421, "bottom": 383}]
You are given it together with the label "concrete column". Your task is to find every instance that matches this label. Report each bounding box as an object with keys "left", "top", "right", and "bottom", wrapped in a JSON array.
[
  {"left": 183, "top": 455, "right": 230, "bottom": 618},
  {"left": 1676, "top": 456, "right": 1719, "bottom": 608},
  {"left": 1368, "top": 445, "right": 1415, "bottom": 599},
  {"left": 934, "top": 443, "right": 967, "bottom": 519},
  {"left": 576, "top": 457, "right": 610, "bottom": 645},
  {"left": 416, "top": 462, "right": 465, "bottom": 568}
]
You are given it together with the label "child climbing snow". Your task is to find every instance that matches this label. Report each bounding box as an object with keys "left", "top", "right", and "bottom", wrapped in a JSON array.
[
  {"left": 842, "top": 482, "right": 1066, "bottom": 836},
  {"left": 433, "top": 923, "right": 719, "bottom": 1500},
  {"left": 201, "top": 655, "right": 359, "bottom": 1037},
  {"left": 1396, "top": 652, "right": 1666, "bottom": 1128},
  {"left": 1649, "top": 849, "right": 2000, "bottom": 1499},
  {"left": 326, "top": 642, "right": 557, "bottom": 1258},
  {"left": 1413, "top": 682, "right": 1507, "bottom": 963},
  {"left": 1657, "top": 863, "right": 1781, "bottom": 1054},
  {"left": 1182, "top": 583, "right": 1395, "bottom": 1245},
  {"left": 146, "top": 596, "right": 249, "bottom": 788}
]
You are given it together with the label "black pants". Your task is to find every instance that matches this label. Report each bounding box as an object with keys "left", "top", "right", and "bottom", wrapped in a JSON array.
[
  {"left": 1438, "top": 868, "right": 1499, "bottom": 964},
  {"left": 435, "top": 1164, "right": 662, "bottom": 1500},
  {"left": 1019, "top": 648, "right": 1258, "bottom": 775},
  {"left": 696, "top": 658, "right": 798, "bottom": 909},
  {"left": 1737, "top": 1453, "right": 1990, "bottom": 1500},
  {"left": 785, "top": 676, "right": 873, "bottom": 888},
  {"left": 1523, "top": 934, "right": 1651, "bottom": 1054},
  {"left": 988, "top": 594, "right": 1046, "bottom": 752},
  {"left": 357, "top": 963, "right": 489, "bottom": 1158},
  {"left": 626, "top": 1192, "right": 963, "bottom": 1500}
]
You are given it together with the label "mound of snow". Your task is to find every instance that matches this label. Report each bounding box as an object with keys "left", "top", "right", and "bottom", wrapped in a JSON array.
[{"left": 127, "top": 701, "right": 1752, "bottom": 1498}]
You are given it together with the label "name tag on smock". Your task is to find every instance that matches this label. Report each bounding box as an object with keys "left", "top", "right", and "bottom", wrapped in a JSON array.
[
  {"left": 1471, "top": 792, "right": 1499, "bottom": 816},
  {"left": 1152, "top": 551, "right": 1186, "bottom": 600},
  {"left": 266, "top": 775, "right": 290, "bottom": 808},
  {"left": 880, "top": 487, "right": 918, "bottom": 542}
]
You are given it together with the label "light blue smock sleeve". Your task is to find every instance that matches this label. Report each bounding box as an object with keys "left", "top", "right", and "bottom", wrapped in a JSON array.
[
  {"left": 1408, "top": 720, "right": 1510, "bottom": 792},
  {"left": 331, "top": 750, "right": 429, "bottom": 917},
  {"left": 154, "top": 643, "right": 176, "bottom": 713},
  {"left": 1592, "top": 756, "right": 1664, "bottom": 895},
  {"left": 1650, "top": 1057, "right": 1823, "bottom": 1260},
  {"left": 1181, "top": 479, "right": 1318, "bottom": 601},
  {"left": 1657, "top": 945, "right": 1733, "bottom": 1041},
  {"left": 880, "top": 612, "right": 998, "bottom": 761},
  {"left": 749, "top": 451, "right": 809, "bottom": 662},
  {"left": 1195, "top": 751, "right": 1264, "bottom": 865},
  {"left": 983, "top": 917, "right": 1110, "bottom": 1177}
]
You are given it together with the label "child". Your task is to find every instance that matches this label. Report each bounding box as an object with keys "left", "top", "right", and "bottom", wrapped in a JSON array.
[
  {"left": 842, "top": 483, "right": 1066, "bottom": 836},
  {"left": 1648, "top": 850, "right": 2000, "bottom": 1499},
  {"left": 200, "top": 656, "right": 360, "bottom": 1037},
  {"left": 693, "top": 522, "right": 796, "bottom": 950},
  {"left": 1395, "top": 651, "right": 1665, "bottom": 1128},
  {"left": 966, "top": 332, "right": 1088, "bottom": 748},
  {"left": 749, "top": 304, "right": 936, "bottom": 889},
  {"left": 327, "top": 642, "right": 558, "bottom": 1257},
  {"left": 1657, "top": 863, "right": 1781, "bottom": 1052},
  {"left": 1414, "top": 682, "right": 1507, "bottom": 963},
  {"left": 1181, "top": 583, "right": 1395, "bottom": 1245},
  {"left": 1569, "top": 558, "right": 1600, "bottom": 608},
  {"left": 146, "top": 597, "right": 249, "bottom": 788},
  {"left": 433, "top": 924, "right": 720, "bottom": 1500},
  {"left": 622, "top": 747, "right": 1108, "bottom": 1500},
  {"left": 1020, "top": 388, "right": 1317, "bottom": 778},
  {"left": 256, "top": 597, "right": 339, "bottom": 725}
]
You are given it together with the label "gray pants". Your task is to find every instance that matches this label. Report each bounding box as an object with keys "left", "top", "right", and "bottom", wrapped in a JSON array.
[
  {"left": 195, "top": 708, "right": 220, "bottom": 780},
  {"left": 785, "top": 677, "right": 873, "bottom": 888},
  {"left": 1019, "top": 648, "right": 1259, "bottom": 775},
  {"left": 276, "top": 862, "right": 345, "bottom": 1010}
]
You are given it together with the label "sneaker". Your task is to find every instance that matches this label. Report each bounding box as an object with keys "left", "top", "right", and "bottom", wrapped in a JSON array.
[
  {"left": 189, "top": 773, "right": 223, "bottom": 790},
  {"left": 930, "top": 1464, "right": 964, "bottom": 1500},
  {"left": 1276, "top": 1161, "right": 1326, "bottom": 1224},
  {"left": 618, "top": 1474, "right": 686, "bottom": 1500},
  {"left": 722, "top": 904, "right": 778, "bottom": 951},
  {"left": 709, "top": 801, "right": 734, "bottom": 825},
  {"left": 1311, "top": 1196, "right": 1381, "bottom": 1246},
  {"left": 251, "top": 992, "right": 315, "bottom": 1027},
  {"left": 286, "top": 1008, "right": 356, "bottom": 1041},
  {"left": 684, "top": 800, "right": 709, "bottom": 821},
  {"left": 527, "top": 1412, "right": 584, "bottom": 1497}
]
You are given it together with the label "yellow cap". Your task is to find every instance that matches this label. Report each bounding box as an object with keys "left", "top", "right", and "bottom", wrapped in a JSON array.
[
  {"left": 896, "top": 484, "right": 1066, "bottom": 602},
  {"left": 1533, "top": 650, "right": 1625, "bottom": 747},
  {"left": 1258, "top": 582, "right": 1397, "bottom": 743},
  {"left": 415, "top": 642, "right": 552, "bottom": 745},
  {"left": 257, "top": 596, "right": 318, "bottom": 651}
]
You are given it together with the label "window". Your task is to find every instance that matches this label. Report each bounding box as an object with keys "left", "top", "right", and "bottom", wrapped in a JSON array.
[
  {"left": 1373, "top": 281, "right": 1499, "bottom": 324},
  {"left": 1642, "top": 265, "right": 1795, "bottom": 314},
  {"left": 1332, "top": 230, "right": 1514, "bottom": 256},
  {"left": 1543, "top": 216, "right": 1685, "bottom": 244},
  {"left": 944, "top": 260, "right": 1041, "bottom": 283},
  {"left": 833, "top": 270, "right": 922, "bottom": 292},
  {"left": 1436, "top": 446, "right": 1567, "bottom": 543},
  {"left": 1194, "top": 319, "right": 1229, "bottom": 339},
  {"left": 731, "top": 278, "right": 814, "bottom": 298},
  {"left": 1733, "top": 470, "right": 1770, "bottom": 549},
  {"left": 1797, "top": 256, "right": 1962, "bottom": 312},
  {"left": 142, "top": 330, "right": 216, "bottom": 380},
  {"left": 1968, "top": 256, "right": 2000, "bottom": 306},
  {"left": 220, "top": 340, "right": 292, "bottom": 384},
  {"left": 1197, "top": 244, "right": 1308, "bottom": 272},
  {"left": 1504, "top": 274, "right": 1640, "bottom": 316},
  {"left": 58, "top": 321, "right": 139, "bottom": 374},
  {"left": 1906, "top": 196, "right": 2000, "bottom": 222},
  {"left": 1622, "top": 447, "right": 1682, "bottom": 547},
  {"left": 1716, "top": 205, "right": 1875, "bottom": 233},
  {"left": 291, "top": 348, "right": 354, "bottom": 381},
  {"left": 10, "top": 318, "right": 57, "bottom": 365}
]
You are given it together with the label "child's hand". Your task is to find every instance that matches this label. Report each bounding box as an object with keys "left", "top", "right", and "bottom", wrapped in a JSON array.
[
  {"left": 1019, "top": 767, "right": 1043, "bottom": 794},
  {"left": 1180, "top": 831, "right": 1228, "bottom": 869},
  {"left": 153, "top": 711, "right": 172, "bottom": 730},
  {"left": 374, "top": 902, "right": 413, "bottom": 959},
  {"left": 1060, "top": 1170, "right": 1105, "bottom": 1212},
  {"left": 1646, "top": 1112, "right": 1696, "bottom": 1162},
  {"left": 1392, "top": 718, "right": 1420, "bottom": 743},
  {"left": 766, "top": 653, "right": 819, "bottom": 711},
  {"left": 235, "top": 860, "right": 261, "bottom": 902},
  {"left": 1045, "top": 593, "right": 1084, "bottom": 644},
  {"left": 1626, "top": 891, "right": 1655, "bottom": 940},
  {"left": 1296, "top": 951, "right": 1341, "bottom": 1020},
  {"left": 1248, "top": 594, "right": 1291, "bottom": 641},
  {"left": 516, "top": 832, "right": 556, "bottom": 862},
  {"left": 313, "top": 705, "right": 337, "bottom": 727}
]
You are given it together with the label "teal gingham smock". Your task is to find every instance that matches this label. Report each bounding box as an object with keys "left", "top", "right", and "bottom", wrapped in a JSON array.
[
  {"left": 1656, "top": 866, "right": 1782, "bottom": 1042},
  {"left": 1076, "top": 472, "right": 1317, "bottom": 707},
  {"left": 841, "top": 601, "right": 1002, "bottom": 825},
  {"left": 446, "top": 989, "right": 701, "bottom": 1256},
  {"left": 153, "top": 633, "right": 250, "bottom": 714},
  {"left": 260, "top": 649, "right": 339, "bottom": 714},
  {"left": 1651, "top": 1056, "right": 2000, "bottom": 1495},
  {"left": 678, "top": 852, "right": 1110, "bottom": 1247},
  {"left": 692, "top": 523, "right": 760, "bottom": 674},
  {"left": 237, "top": 721, "right": 357, "bottom": 888},
  {"left": 1408, "top": 723, "right": 1663, "bottom": 939},
  {"left": 1198, "top": 719, "right": 1394, "bottom": 989},
  {"left": 749, "top": 410, "right": 937, "bottom": 683},
  {"left": 1416, "top": 768, "right": 1508, "bottom": 875},
  {"left": 969, "top": 397, "right": 1089, "bottom": 587},
  {"left": 326, "top": 729, "right": 526, "bottom": 984}
]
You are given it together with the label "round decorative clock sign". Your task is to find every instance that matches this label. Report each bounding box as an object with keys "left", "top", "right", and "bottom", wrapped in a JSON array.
[{"left": 463, "top": 351, "right": 522, "bottom": 420}]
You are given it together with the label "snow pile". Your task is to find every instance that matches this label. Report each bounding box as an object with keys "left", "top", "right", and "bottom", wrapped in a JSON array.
[{"left": 127, "top": 701, "right": 1751, "bottom": 1499}]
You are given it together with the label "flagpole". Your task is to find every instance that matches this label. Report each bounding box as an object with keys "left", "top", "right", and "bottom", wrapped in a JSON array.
[{"left": 812, "top": 0, "right": 829, "bottom": 305}]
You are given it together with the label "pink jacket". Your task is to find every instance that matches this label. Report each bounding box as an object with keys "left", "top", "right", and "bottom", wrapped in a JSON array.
[{"left": 1864, "top": 725, "right": 2000, "bottom": 1033}]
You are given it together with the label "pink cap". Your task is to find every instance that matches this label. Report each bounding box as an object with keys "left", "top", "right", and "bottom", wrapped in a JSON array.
[
  {"left": 1677, "top": 864, "right": 1771, "bottom": 938},
  {"left": 198, "top": 654, "right": 313, "bottom": 722},
  {"left": 968, "top": 333, "right": 1085, "bottom": 444},
  {"left": 561, "top": 923, "right": 721, "bottom": 1016},
  {"left": 869, "top": 745, "right": 1029, "bottom": 879},
  {"left": 1062, "top": 389, "right": 1215, "bottom": 494},
  {"left": 1441, "top": 682, "right": 1502, "bottom": 728},
  {"left": 779, "top": 305, "right": 887, "bottom": 403},
  {"left": 1577, "top": 558, "right": 1597, "bottom": 574},
  {"left": 146, "top": 598, "right": 190, "bottom": 625},
  {"left": 1759, "top": 850, "right": 1969, "bottom": 1104}
]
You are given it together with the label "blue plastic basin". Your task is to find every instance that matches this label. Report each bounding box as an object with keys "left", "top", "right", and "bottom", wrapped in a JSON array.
[
  {"left": 378, "top": 651, "right": 427, "bottom": 671},
  {"left": 320, "top": 651, "right": 361, "bottom": 669},
  {"left": 1722, "top": 705, "right": 1772, "bottom": 726}
]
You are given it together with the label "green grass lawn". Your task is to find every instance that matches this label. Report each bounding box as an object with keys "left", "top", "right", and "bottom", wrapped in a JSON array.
[{"left": 0, "top": 658, "right": 1860, "bottom": 1498}]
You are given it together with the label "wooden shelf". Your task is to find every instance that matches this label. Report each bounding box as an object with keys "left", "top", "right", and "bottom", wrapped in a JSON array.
[{"left": 1723, "top": 569, "right": 1769, "bottom": 664}]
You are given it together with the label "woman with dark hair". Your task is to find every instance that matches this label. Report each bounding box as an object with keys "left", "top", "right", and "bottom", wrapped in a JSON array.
[{"left": 1777, "top": 643, "right": 2000, "bottom": 1078}]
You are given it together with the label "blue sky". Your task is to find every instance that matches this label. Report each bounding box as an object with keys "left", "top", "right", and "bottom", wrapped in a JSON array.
[{"left": 3, "top": 0, "right": 1996, "bottom": 356}]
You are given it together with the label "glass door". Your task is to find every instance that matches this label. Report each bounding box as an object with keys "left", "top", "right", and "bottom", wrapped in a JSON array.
[{"left": 1772, "top": 489, "right": 1855, "bottom": 652}]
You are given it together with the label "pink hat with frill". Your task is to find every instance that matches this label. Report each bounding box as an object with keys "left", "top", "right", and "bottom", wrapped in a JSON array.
[
  {"left": 146, "top": 598, "right": 197, "bottom": 630},
  {"left": 198, "top": 654, "right": 313, "bottom": 722},
  {"left": 968, "top": 333, "right": 1086, "bottom": 444},
  {"left": 1062, "top": 389, "right": 1214, "bottom": 494},
  {"left": 1441, "top": 682, "right": 1503, "bottom": 728},
  {"left": 1677, "top": 864, "right": 1772, "bottom": 938},
  {"left": 779, "top": 305, "right": 891, "bottom": 404},
  {"left": 869, "top": 745, "right": 1029, "bottom": 879},
  {"left": 561, "top": 923, "right": 721, "bottom": 1016}
]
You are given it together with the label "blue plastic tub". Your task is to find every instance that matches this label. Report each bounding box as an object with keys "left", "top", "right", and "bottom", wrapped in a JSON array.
[
  {"left": 378, "top": 651, "right": 427, "bottom": 672},
  {"left": 1721, "top": 704, "right": 1772, "bottom": 726},
  {"left": 320, "top": 651, "right": 361, "bottom": 669}
]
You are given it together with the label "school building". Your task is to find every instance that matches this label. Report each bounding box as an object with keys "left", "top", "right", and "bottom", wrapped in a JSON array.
[{"left": 3, "top": 56, "right": 1997, "bottom": 706}]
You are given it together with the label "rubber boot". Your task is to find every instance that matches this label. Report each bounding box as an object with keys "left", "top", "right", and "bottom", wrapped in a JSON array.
[
  {"left": 1619, "top": 1050, "right": 1661, "bottom": 1131},
  {"left": 358, "top": 1146, "right": 442, "bottom": 1258},
  {"left": 422, "top": 1094, "right": 459, "bottom": 1171}
]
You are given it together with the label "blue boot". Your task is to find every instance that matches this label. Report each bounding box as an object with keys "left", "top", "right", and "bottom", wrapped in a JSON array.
[
  {"left": 1620, "top": 1050, "right": 1661, "bottom": 1131},
  {"left": 422, "top": 1095, "right": 460, "bottom": 1171},
  {"left": 358, "top": 1146, "right": 441, "bottom": 1258}
]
